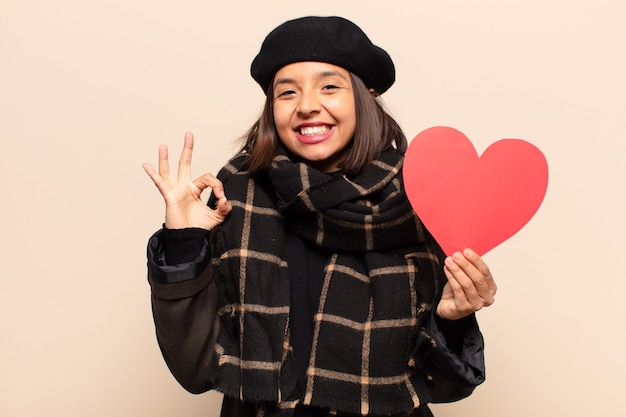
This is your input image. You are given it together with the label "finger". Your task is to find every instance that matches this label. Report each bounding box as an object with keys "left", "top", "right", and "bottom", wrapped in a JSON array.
[
  {"left": 441, "top": 272, "right": 472, "bottom": 315},
  {"left": 462, "top": 248, "right": 497, "bottom": 298},
  {"left": 158, "top": 144, "right": 171, "bottom": 178},
  {"left": 462, "top": 249, "right": 492, "bottom": 280},
  {"left": 449, "top": 251, "right": 492, "bottom": 296},
  {"left": 142, "top": 162, "right": 164, "bottom": 189},
  {"left": 192, "top": 173, "right": 232, "bottom": 218},
  {"left": 447, "top": 254, "right": 496, "bottom": 311},
  {"left": 177, "top": 132, "right": 194, "bottom": 181},
  {"left": 215, "top": 195, "right": 232, "bottom": 217},
  {"left": 142, "top": 161, "right": 156, "bottom": 177},
  {"left": 443, "top": 269, "right": 468, "bottom": 303},
  {"left": 444, "top": 255, "right": 480, "bottom": 298},
  {"left": 193, "top": 173, "right": 224, "bottom": 195}
]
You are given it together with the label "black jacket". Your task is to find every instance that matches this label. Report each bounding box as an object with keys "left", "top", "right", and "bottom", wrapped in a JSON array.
[{"left": 147, "top": 228, "right": 485, "bottom": 416}]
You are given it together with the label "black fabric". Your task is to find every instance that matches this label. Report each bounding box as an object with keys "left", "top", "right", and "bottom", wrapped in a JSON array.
[
  {"left": 147, "top": 226, "right": 484, "bottom": 416},
  {"left": 423, "top": 313, "right": 485, "bottom": 404},
  {"left": 219, "top": 395, "right": 435, "bottom": 417},
  {"left": 205, "top": 146, "right": 449, "bottom": 416},
  {"left": 162, "top": 226, "right": 210, "bottom": 264},
  {"left": 250, "top": 16, "right": 395, "bottom": 94},
  {"left": 433, "top": 315, "right": 473, "bottom": 356},
  {"left": 285, "top": 232, "right": 315, "bottom": 391},
  {"left": 147, "top": 230, "right": 212, "bottom": 284}
]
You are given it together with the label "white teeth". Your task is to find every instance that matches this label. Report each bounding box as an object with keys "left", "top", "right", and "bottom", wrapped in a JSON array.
[{"left": 299, "top": 125, "right": 330, "bottom": 136}]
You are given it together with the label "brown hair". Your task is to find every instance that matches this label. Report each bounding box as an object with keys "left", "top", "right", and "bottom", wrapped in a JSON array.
[{"left": 240, "top": 72, "right": 407, "bottom": 177}]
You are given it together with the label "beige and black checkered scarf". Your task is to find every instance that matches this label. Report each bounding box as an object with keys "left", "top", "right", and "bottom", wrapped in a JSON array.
[{"left": 207, "top": 146, "right": 446, "bottom": 416}]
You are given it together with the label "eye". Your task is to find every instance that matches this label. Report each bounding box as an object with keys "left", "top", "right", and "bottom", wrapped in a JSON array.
[
  {"left": 322, "top": 84, "right": 340, "bottom": 91},
  {"left": 276, "top": 89, "right": 296, "bottom": 98}
]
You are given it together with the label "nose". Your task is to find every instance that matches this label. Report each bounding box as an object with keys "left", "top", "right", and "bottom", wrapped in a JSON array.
[{"left": 297, "top": 89, "right": 321, "bottom": 115}]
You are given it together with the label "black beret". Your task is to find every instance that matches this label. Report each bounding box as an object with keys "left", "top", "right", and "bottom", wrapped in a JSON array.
[{"left": 250, "top": 16, "right": 395, "bottom": 95}]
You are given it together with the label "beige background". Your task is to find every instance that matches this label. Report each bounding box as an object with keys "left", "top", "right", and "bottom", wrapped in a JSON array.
[{"left": 1, "top": 0, "right": 624, "bottom": 416}]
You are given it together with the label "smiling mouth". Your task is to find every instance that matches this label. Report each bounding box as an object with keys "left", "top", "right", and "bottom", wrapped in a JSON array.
[{"left": 299, "top": 125, "right": 331, "bottom": 136}]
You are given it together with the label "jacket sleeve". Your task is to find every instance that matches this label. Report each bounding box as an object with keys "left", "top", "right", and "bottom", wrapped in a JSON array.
[
  {"left": 422, "top": 312, "right": 486, "bottom": 403},
  {"left": 147, "top": 228, "right": 220, "bottom": 394}
]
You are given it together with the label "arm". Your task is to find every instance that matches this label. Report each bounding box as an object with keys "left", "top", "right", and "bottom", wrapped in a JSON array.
[
  {"left": 423, "top": 248, "right": 495, "bottom": 402},
  {"left": 143, "top": 132, "right": 232, "bottom": 393},
  {"left": 147, "top": 228, "right": 219, "bottom": 394},
  {"left": 423, "top": 313, "right": 485, "bottom": 402}
]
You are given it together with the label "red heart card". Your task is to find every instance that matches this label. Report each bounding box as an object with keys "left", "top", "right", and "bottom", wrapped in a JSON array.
[{"left": 403, "top": 126, "right": 548, "bottom": 256}]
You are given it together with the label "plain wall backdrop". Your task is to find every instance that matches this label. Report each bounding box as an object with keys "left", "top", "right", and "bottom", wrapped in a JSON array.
[{"left": 1, "top": 0, "right": 624, "bottom": 416}]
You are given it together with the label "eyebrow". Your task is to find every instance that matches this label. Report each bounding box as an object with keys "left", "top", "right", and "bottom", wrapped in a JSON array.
[{"left": 273, "top": 70, "right": 348, "bottom": 87}]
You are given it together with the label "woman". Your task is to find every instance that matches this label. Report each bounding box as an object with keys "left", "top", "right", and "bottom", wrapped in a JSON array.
[{"left": 143, "top": 16, "right": 496, "bottom": 417}]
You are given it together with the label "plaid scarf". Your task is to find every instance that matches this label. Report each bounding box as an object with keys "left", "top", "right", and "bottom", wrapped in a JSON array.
[{"left": 207, "top": 146, "right": 446, "bottom": 416}]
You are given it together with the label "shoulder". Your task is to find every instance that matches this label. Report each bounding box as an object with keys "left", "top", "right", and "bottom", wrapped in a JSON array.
[{"left": 216, "top": 151, "right": 249, "bottom": 183}]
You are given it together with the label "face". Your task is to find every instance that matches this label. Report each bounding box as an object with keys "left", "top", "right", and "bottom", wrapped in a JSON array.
[{"left": 272, "top": 61, "right": 356, "bottom": 173}]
